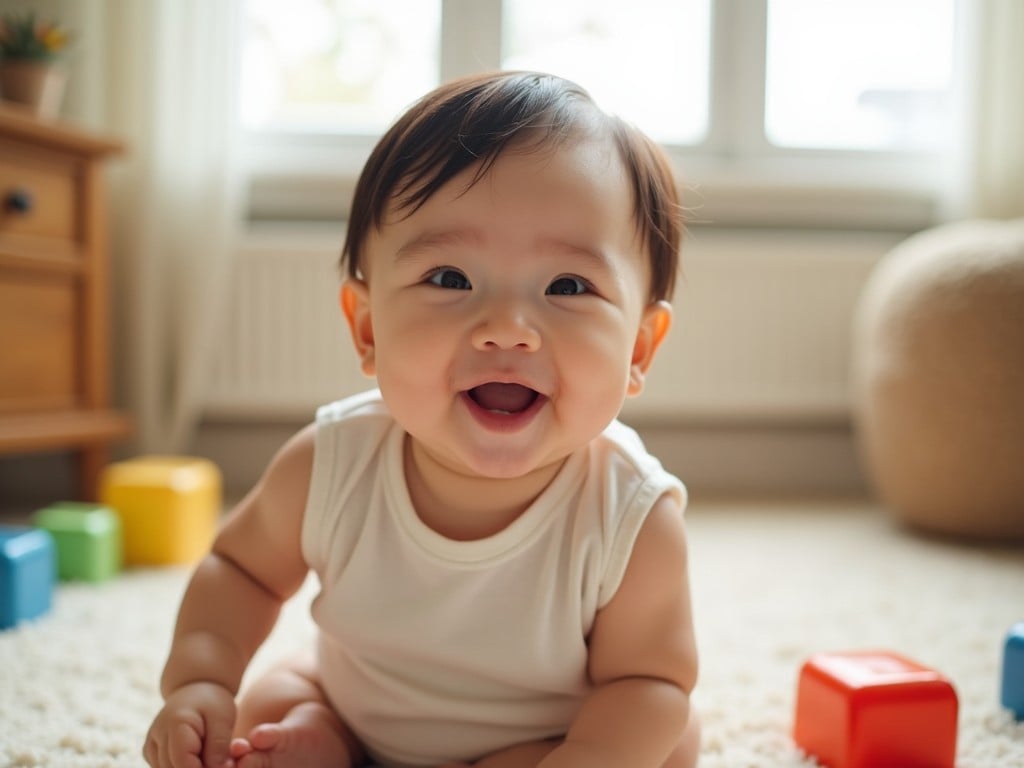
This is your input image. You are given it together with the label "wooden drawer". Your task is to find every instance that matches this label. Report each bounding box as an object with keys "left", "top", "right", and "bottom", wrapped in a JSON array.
[
  {"left": 0, "top": 106, "right": 127, "bottom": 503},
  {"left": 0, "top": 273, "right": 79, "bottom": 413},
  {"left": 0, "top": 142, "right": 77, "bottom": 244}
]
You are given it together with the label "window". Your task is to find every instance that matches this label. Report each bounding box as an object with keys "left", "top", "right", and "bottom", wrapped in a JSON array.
[
  {"left": 764, "top": 0, "right": 955, "bottom": 151},
  {"left": 242, "top": 0, "right": 440, "bottom": 133},
  {"left": 241, "top": 0, "right": 963, "bottom": 227},
  {"left": 501, "top": 0, "right": 710, "bottom": 146}
]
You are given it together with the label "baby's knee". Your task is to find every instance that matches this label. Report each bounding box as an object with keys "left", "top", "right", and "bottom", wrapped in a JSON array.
[
  {"left": 664, "top": 709, "right": 701, "bottom": 768},
  {"left": 235, "top": 652, "right": 326, "bottom": 734}
]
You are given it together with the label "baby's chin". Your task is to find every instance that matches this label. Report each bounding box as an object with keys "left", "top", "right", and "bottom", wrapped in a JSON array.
[{"left": 410, "top": 434, "right": 568, "bottom": 484}]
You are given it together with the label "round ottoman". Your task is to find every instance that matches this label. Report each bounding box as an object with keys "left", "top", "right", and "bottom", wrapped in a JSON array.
[{"left": 852, "top": 219, "right": 1024, "bottom": 540}]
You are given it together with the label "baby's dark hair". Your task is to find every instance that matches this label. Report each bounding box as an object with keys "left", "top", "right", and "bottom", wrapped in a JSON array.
[{"left": 340, "top": 71, "right": 683, "bottom": 302}]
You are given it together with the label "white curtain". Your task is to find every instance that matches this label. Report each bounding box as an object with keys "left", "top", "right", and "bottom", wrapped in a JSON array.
[
  {"left": 960, "top": 0, "right": 1024, "bottom": 218},
  {"left": 97, "top": 0, "right": 244, "bottom": 454}
]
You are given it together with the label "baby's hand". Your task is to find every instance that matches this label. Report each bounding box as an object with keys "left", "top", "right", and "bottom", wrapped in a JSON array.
[{"left": 143, "top": 681, "right": 237, "bottom": 768}]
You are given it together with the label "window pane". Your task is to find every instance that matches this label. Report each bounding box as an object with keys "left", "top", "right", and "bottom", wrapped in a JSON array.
[
  {"left": 241, "top": 0, "right": 440, "bottom": 133},
  {"left": 502, "top": 0, "right": 710, "bottom": 145},
  {"left": 765, "top": 0, "right": 956, "bottom": 151}
]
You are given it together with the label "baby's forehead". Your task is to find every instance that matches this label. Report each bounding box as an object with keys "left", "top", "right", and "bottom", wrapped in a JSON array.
[
  {"left": 366, "top": 137, "right": 647, "bottom": 281},
  {"left": 342, "top": 77, "right": 680, "bottom": 300}
]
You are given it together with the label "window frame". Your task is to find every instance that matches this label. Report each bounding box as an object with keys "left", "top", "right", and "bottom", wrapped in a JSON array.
[{"left": 241, "top": 0, "right": 966, "bottom": 230}]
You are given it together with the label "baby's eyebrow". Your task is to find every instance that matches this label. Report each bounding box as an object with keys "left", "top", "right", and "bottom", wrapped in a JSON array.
[
  {"left": 539, "top": 238, "right": 617, "bottom": 274},
  {"left": 392, "top": 229, "right": 621, "bottom": 278},
  {"left": 394, "top": 228, "right": 484, "bottom": 263}
]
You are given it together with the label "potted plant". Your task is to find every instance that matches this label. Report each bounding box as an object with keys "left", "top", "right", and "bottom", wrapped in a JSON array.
[{"left": 0, "top": 12, "right": 70, "bottom": 119}]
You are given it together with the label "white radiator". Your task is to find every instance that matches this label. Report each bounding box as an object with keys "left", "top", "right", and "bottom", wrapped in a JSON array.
[
  {"left": 205, "top": 226, "right": 904, "bottom": 425},
  {"left": 205, "top": 226, "right": 367, "bottom": 419}
]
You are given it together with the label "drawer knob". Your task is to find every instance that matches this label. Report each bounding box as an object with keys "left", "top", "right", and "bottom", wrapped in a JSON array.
[{"left": 5, "top": 189, "right": 33, "bottom": 214}]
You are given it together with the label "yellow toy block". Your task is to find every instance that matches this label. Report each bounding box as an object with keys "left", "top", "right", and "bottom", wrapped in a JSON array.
[{"left": 99, "top": 456, "right": 222, "bottom": 566}]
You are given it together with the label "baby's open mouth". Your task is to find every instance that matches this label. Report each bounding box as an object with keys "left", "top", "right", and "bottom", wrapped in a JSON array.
[{"left": 468, "top": 383, "right": 540, "bottom": 414}]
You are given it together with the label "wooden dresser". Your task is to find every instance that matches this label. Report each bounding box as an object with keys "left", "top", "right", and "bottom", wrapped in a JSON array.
[{"left": 0, "top": 106, "right": 131, "bottom": 501}]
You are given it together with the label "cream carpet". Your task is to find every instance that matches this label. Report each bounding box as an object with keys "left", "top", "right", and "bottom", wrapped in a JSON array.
[{"left": 1, "top": 502, "right": 1022, "bottom": 767}]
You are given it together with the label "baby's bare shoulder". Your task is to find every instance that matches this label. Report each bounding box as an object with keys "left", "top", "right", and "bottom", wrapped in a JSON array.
[
  {"left": 588, "top": 493, "right": 697, "bottom": 691},
  {"left": 213, "top": 423, "right": 318, "bottom": 598}
]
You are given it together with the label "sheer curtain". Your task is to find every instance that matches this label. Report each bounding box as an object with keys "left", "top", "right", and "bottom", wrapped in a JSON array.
[
  {"left": 959, "top": 0, "right": 1024, "bottom": 219},
  {"left": 98, "top": 0, "right": 244, "bottom": 454}
]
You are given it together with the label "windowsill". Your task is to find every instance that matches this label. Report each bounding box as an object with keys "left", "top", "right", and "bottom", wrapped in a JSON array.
[
  {"left": 242, "top": 131, "right": 948, "bottom": 233},
  {"left": 679, "top": 179, "right": 938, "bottom": 231},
  {"left": 246, "top": 171, "right": 940, "bottom": 234}
]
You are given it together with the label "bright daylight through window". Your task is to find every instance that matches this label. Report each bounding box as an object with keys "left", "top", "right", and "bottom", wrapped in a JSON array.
[
  {"left": 240, "top": 0, "right": 959, "bottom": 221},
  {"left": 501, "top": 0, "right": 710, "bottom": 145},
  {"left": 765, "top": 0, "right": 955, "bottom": 151},
  {"left": 242, "top": 0, "right": 440, "bottom": 133}
]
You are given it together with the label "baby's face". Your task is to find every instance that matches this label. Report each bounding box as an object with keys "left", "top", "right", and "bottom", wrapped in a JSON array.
[{"left": 344, "top": 136, "right": 669, "bottom": 481}]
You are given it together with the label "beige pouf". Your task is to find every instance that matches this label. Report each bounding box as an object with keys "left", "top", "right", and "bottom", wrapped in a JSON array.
[{"left": 852, "top": 219, "right": 1024, "bottom": 540}]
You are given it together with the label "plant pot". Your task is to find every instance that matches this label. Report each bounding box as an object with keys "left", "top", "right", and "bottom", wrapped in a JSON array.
[{"left": 0, "top": 60, "right": 66, "bottom": 119}]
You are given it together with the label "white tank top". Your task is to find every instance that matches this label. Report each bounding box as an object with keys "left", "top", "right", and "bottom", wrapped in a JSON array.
[{"left": 301, "top": 390, "right": 686, "bottom": 767}]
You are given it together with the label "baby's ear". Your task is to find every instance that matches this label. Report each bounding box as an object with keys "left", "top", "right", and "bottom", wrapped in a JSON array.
[
  {"left": 628, "top": 301, "right": 672, "bottom": 396},
  {"left": 340, "top": 280, "right": 376, "bottom": 376}
]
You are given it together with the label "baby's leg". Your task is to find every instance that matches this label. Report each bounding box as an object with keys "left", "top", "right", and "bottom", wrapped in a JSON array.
[
  {"left": 663, "top": 708, "right": 701, "bottom": 768},
  {"left": 231, "top": 652, "right": 365, "bottom": 768}
]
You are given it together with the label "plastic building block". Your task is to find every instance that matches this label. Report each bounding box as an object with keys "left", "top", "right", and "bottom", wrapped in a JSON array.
[
  {"left": 794, "top": 650, "right": 958, "bottom": 768},
  {"left": 100, "top": 455, "right": 222, "bottom": 565},
  {"left": 1003, "top": 623, "right": 1024, "bottom": 720},
  {"left": 32, "top": 502, "right": 122, "bottom": 582},
  {"left": 0, "top": 526, "right": 56, "bottom": 629}
]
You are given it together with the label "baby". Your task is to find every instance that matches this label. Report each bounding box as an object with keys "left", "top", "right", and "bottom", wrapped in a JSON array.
[{"left": 143, "top": 71, "right": 699, "bottom": 768}]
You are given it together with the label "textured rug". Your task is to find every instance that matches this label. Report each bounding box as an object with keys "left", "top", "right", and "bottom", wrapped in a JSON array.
[{"left": 1, "top": 502, "right": 1022, "bottom": 767}]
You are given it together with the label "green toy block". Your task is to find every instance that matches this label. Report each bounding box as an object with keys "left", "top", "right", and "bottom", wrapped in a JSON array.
[{"left": 32, "top": 502, "right": 122, "bottom": 582}]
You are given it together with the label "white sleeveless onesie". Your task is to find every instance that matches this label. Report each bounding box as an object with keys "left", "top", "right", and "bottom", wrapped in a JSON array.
[{"left": 301, "top": 390, "right": 686, "bottom": 766}]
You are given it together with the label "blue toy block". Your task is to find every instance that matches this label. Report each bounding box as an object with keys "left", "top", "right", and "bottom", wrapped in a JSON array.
[
  {"left": 32, "top": 502, "right": 121, "bottom": 582},
  {"left": 0, "top": 525, "right": 56, "bottom": 629},
  {"left": 1003, "top": 622, "right": 1024, "bottom": 720}
]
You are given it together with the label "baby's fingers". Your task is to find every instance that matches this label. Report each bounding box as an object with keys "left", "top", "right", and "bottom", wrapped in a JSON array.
[
  {"left": 200, "top": 708, "right": 237, "bottom": 768},
  {"left": 167, "top": 721, "right": 205, "bottom": 768},
  {"left": 142, "top": 720, "right": 202, "bottom": 768}
]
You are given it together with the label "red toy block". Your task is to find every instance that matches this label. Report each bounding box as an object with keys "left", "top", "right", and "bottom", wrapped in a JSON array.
[{"left": 794, "top": 650, "right": 957, "bottom": 768}]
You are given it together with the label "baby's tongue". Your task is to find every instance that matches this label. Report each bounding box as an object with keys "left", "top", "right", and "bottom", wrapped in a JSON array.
[{"left": 470, "top": 383, "right": 537, "bottom": 413}]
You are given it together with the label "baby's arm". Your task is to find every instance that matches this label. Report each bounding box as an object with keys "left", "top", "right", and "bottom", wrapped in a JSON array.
[
  {"left": 143, "top": 426, "right": 316, "bottom": 768},
  {"left": 538, "top": 493, "right": 698, "bottom": 768}
]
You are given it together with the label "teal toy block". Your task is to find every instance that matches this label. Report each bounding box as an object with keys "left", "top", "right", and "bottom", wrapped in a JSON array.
[
  {"left": 0, "top": 525, "right": 56, "bottom": 629},
  {"left": 32, "top": 502, "right": 122, "bottom": 582},
  {"left": 1003, "top": 622, "right": 1024, "bottom": 720}
]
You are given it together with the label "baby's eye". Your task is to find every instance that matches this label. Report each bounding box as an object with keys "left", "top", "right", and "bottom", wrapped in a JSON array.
[
  {"left": 546, "top": 276, "right": 589, "bottom": 296},
  {"left": 427, "top": 268, "right": 471, "bottom": 290}
]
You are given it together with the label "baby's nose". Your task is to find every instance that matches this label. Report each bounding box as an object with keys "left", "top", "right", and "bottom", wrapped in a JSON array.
[{"left": 470, "top": 302, "right": 541, "bottom": 351}]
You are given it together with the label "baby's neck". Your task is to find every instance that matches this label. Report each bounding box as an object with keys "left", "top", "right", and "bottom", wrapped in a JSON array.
[{"left": 403, "top": 437, "right": 566, "bottom": 541}]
